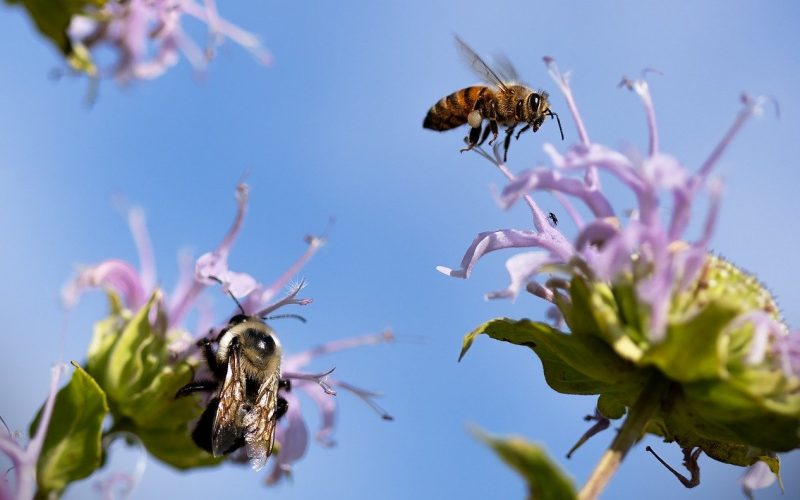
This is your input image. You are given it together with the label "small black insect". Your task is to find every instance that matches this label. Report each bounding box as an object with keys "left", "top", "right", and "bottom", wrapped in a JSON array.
[{"left": 548, "top": 212, "right": 558, "bottom": 226}]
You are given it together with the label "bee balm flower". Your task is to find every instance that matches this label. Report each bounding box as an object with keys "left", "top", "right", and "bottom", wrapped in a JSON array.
[{"left": 444, "top": 60, "right": 799, "bottom": 497}]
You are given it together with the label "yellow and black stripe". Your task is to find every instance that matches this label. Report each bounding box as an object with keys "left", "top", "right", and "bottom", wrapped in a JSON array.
[{"left": 423, "top": 86, "right": 489, "bottom": 131}]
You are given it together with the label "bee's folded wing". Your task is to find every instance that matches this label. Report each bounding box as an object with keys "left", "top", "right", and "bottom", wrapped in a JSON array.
[
  {"left": 212, "top": 346, "right": 248, "bottom": 457},
  {"left": 243, "top": 373, "right": 281, "bottom": 471}
]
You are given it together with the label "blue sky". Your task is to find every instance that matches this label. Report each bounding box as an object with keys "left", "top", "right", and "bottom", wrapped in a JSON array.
[{"left": 1, "top": 1, "right": 798, "bottom": 499}]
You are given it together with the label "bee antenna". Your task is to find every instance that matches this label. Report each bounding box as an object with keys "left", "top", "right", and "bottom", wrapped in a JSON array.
[
  {"left": 262, "top": 313, "right": 307, "bottom": 324},
  {"left": 549, "top": 110, "right": 565, "bottom": 140},
  {"left": 208, "top": 275, "right": 246, "bottom": 315}
]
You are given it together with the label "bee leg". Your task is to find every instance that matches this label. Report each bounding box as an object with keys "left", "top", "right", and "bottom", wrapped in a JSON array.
[
  {"left": 279, "top": 378, "right": 292, "bottom": 392},
  {"left": 486, "top": 120, "right": 499, "bottom": 146},
  {"left": 460, "top": 123, "right": 483, "bottom": 153},
  {"left": 503, "top": 126, "right": 516, "bottom": 162},
  {"left": 175, "top": 379, "right": 218, "bottom": 399},
  {"left": 515, "top": 124, "right": 531, "bottom": 140},
  {"left": 476, "top": 122, "right": 492, "bottom": 146},
  {"left": 191, "top": 397, "right": 220, "bottom": 453},
  {"left": 197, "top": 337, "right": 227, "bottom": 379},
  {"left": 275, "top": 396, "right": 289, "bottom": 421}
]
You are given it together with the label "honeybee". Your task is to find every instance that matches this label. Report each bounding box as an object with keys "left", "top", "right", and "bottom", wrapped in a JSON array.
[
  {"left": 176, "top": 289, "right": 290, "bottom": 470},
  {"left": 423, "top": 36, "right": 563, "bottom": 161}
]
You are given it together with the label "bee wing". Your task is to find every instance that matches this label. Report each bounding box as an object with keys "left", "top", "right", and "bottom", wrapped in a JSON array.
[
  {"left": 212, "top": 345, "right": 248, "bottom": 457},
  {"left": 454, "top": 35, "right": 510, "bottom": 93},
  {"left": 242, "top": 372, "right": 280, "bottom": 471},
  {"left": 492, "top": 52, "right": 521, "bottom": 84}
]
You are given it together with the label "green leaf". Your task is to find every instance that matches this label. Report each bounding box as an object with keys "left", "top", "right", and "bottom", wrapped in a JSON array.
[
  {"left": 472, "top": 428, "right": 576, "bottom": 500},
  {"left": 460, "top": 318, "right": 640, "bottom": 395},
  {"left": 459, "top": 317, "right": 537, "bottom": 362},
  {"left": 5, "top": 0, "right": 104, "bottom": 72},
  {"left": 641, "top": 300, "right": 739, "bottom": 382},
  {"left": 29, "top": 362, "right": 109, "bottom": 497},
  {"left": 137, "top": 427, "right": 223, "bottom": 469},
  {"left": 597, "top": 393, "right": 626, "bottom": 420}
]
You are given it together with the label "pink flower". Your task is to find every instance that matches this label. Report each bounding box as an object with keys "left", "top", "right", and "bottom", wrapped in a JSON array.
[
  {"left": 68, "top": 0, "right": 271, "bottom": 83},
  {"left": 0, "top": 365, "right": 65, "bottom": 500},
  {"left": 62, "top": 184, "right": 257, "bottom": 331}
]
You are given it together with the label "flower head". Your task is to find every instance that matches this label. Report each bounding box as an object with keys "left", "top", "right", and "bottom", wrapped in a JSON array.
[
  {"left": 63, "top": 183, "right": 256, "bottom": 333},
  {"left": 61, "top": 182, "right": 391, "bottom": 490},
  {"left": 65, "top": 0, "right": 271, "bottom": 82},
  {"left": 444, "top": 60, "right": 799, "bottom": 494}
]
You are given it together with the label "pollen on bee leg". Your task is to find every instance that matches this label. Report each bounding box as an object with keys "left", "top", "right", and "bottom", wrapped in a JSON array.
[{"left": 468, "top": 110, "right": 482, "bottom": 128}]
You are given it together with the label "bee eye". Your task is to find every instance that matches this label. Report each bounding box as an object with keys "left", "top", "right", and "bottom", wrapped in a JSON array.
[
  {"left": 228, "top": 314, "right": 248, "bottom": 325},
  {"left": 255, "top": 336, "right": 275, "bottom": 355},
  {"left": 528, "top": 93, "right": 541, "bottom": 113}
]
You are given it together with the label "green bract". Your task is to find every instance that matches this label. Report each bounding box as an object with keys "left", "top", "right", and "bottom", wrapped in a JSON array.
[
  {"left": 85, "top": 291, "right": 220, "bottom": 469},
  {"left": 461, "top": 255, "right": 799, "bottom": 477},
  {"left": 29, "top": 362, "right": 107, "bottom": 498},
  {"left": 29, "top": 290, "right": 222, "bottom": 498}
]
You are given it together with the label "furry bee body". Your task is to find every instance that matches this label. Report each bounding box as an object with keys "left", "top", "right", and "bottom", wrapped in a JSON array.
[{"left": 423, "top": 37, "right": 563, "bottom": 160}]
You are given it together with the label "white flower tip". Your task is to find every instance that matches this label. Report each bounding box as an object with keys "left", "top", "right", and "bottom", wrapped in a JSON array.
[
  {"left": 740, "top": 93, "right": 780, "bottom": 120},
  {"left": 484, "top": 290, "right": 513, "bottom": 301},
  {"left": 316, "top": 432, "right": 337, "bottom": 447},
  {"left": 435, "top": 266, "right": 466, "bottom": 278},
  {"left": 236, "top": 183, "right": 250, "bottom": 203},
  {"left": 61, "top": 282, "right": 80, "bottom": 309},
  {"left": 618, "top": 76, "right": 649, "bottom": 96}
]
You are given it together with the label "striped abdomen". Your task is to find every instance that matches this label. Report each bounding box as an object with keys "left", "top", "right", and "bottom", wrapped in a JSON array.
[{"left": 423, "top": 86, "right": 490, "bottom": 131}]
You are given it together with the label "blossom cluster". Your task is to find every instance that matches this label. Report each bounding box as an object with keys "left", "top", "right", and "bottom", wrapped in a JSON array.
[
  {"left": 68, "top": 0, "right": 271, "bottom": 82},
  {"left": 10, "top": 0, "right": 270, "bottom": 84},
  {"left": 2, "top": 184, "right": 391, "bottom": 499},
  {"left": 441, "top": 60, "right": 798, "bottom": 497}
]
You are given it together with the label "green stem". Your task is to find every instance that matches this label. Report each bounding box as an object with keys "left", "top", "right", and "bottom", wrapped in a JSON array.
[{"left": 578, "top": 372, "right": 669, "bottom": 500}]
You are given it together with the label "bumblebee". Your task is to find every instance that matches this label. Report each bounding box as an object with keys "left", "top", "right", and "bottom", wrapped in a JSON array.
[
  {"left": 177, "top": 309, "right": 288, "bottom": 470},
  {"left": 424, "top": 36, "right": 563, "bottom": 161}
]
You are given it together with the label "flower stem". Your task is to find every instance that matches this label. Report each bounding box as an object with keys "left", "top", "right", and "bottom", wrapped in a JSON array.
[{"left": 578, "top": 372, "right": 668, "bottom": 500}]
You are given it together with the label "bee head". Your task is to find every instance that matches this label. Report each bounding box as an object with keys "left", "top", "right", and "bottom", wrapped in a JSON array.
[
  {"left": 526, "top": 92, "right": 549, "bottom": 131},
  {"left": 227, "top": 313, "right": 249, "bottom": 326},
  {"left": 217, "top": 318, "right": 283, "bottom": 378},
  {"left": 526, "top": 91, "right": 564, "bottom": 140},
  {"left": 239, "top": 322, "right": 282, "bottom": 371}
]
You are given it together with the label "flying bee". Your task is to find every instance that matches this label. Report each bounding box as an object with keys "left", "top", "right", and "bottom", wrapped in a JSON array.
[
  {"left": 423, "top": 36, "right": 564, "bottom": 161},
  {"left": 176, "top": 285, "right": 298, "bottom": 470}
]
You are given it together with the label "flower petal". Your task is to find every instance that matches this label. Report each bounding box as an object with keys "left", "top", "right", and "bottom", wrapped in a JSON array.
[
  {"left": 437, "top": 229, "right": 557, "bottom": 279},
  {"left": 267, "top": 392, "right": 308, "bottom": 484},
  {"left": 485, "top": 252, "right": 553, "bottom": 301},
  {"left": 740, "top": 460, "right": 777, "bottom": 499},
  {"left": 62, "top": 260, "right": 146, "bottom": 309},
  {"left": 303, "top": 382, "right": 337, "bottom": 447}
]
